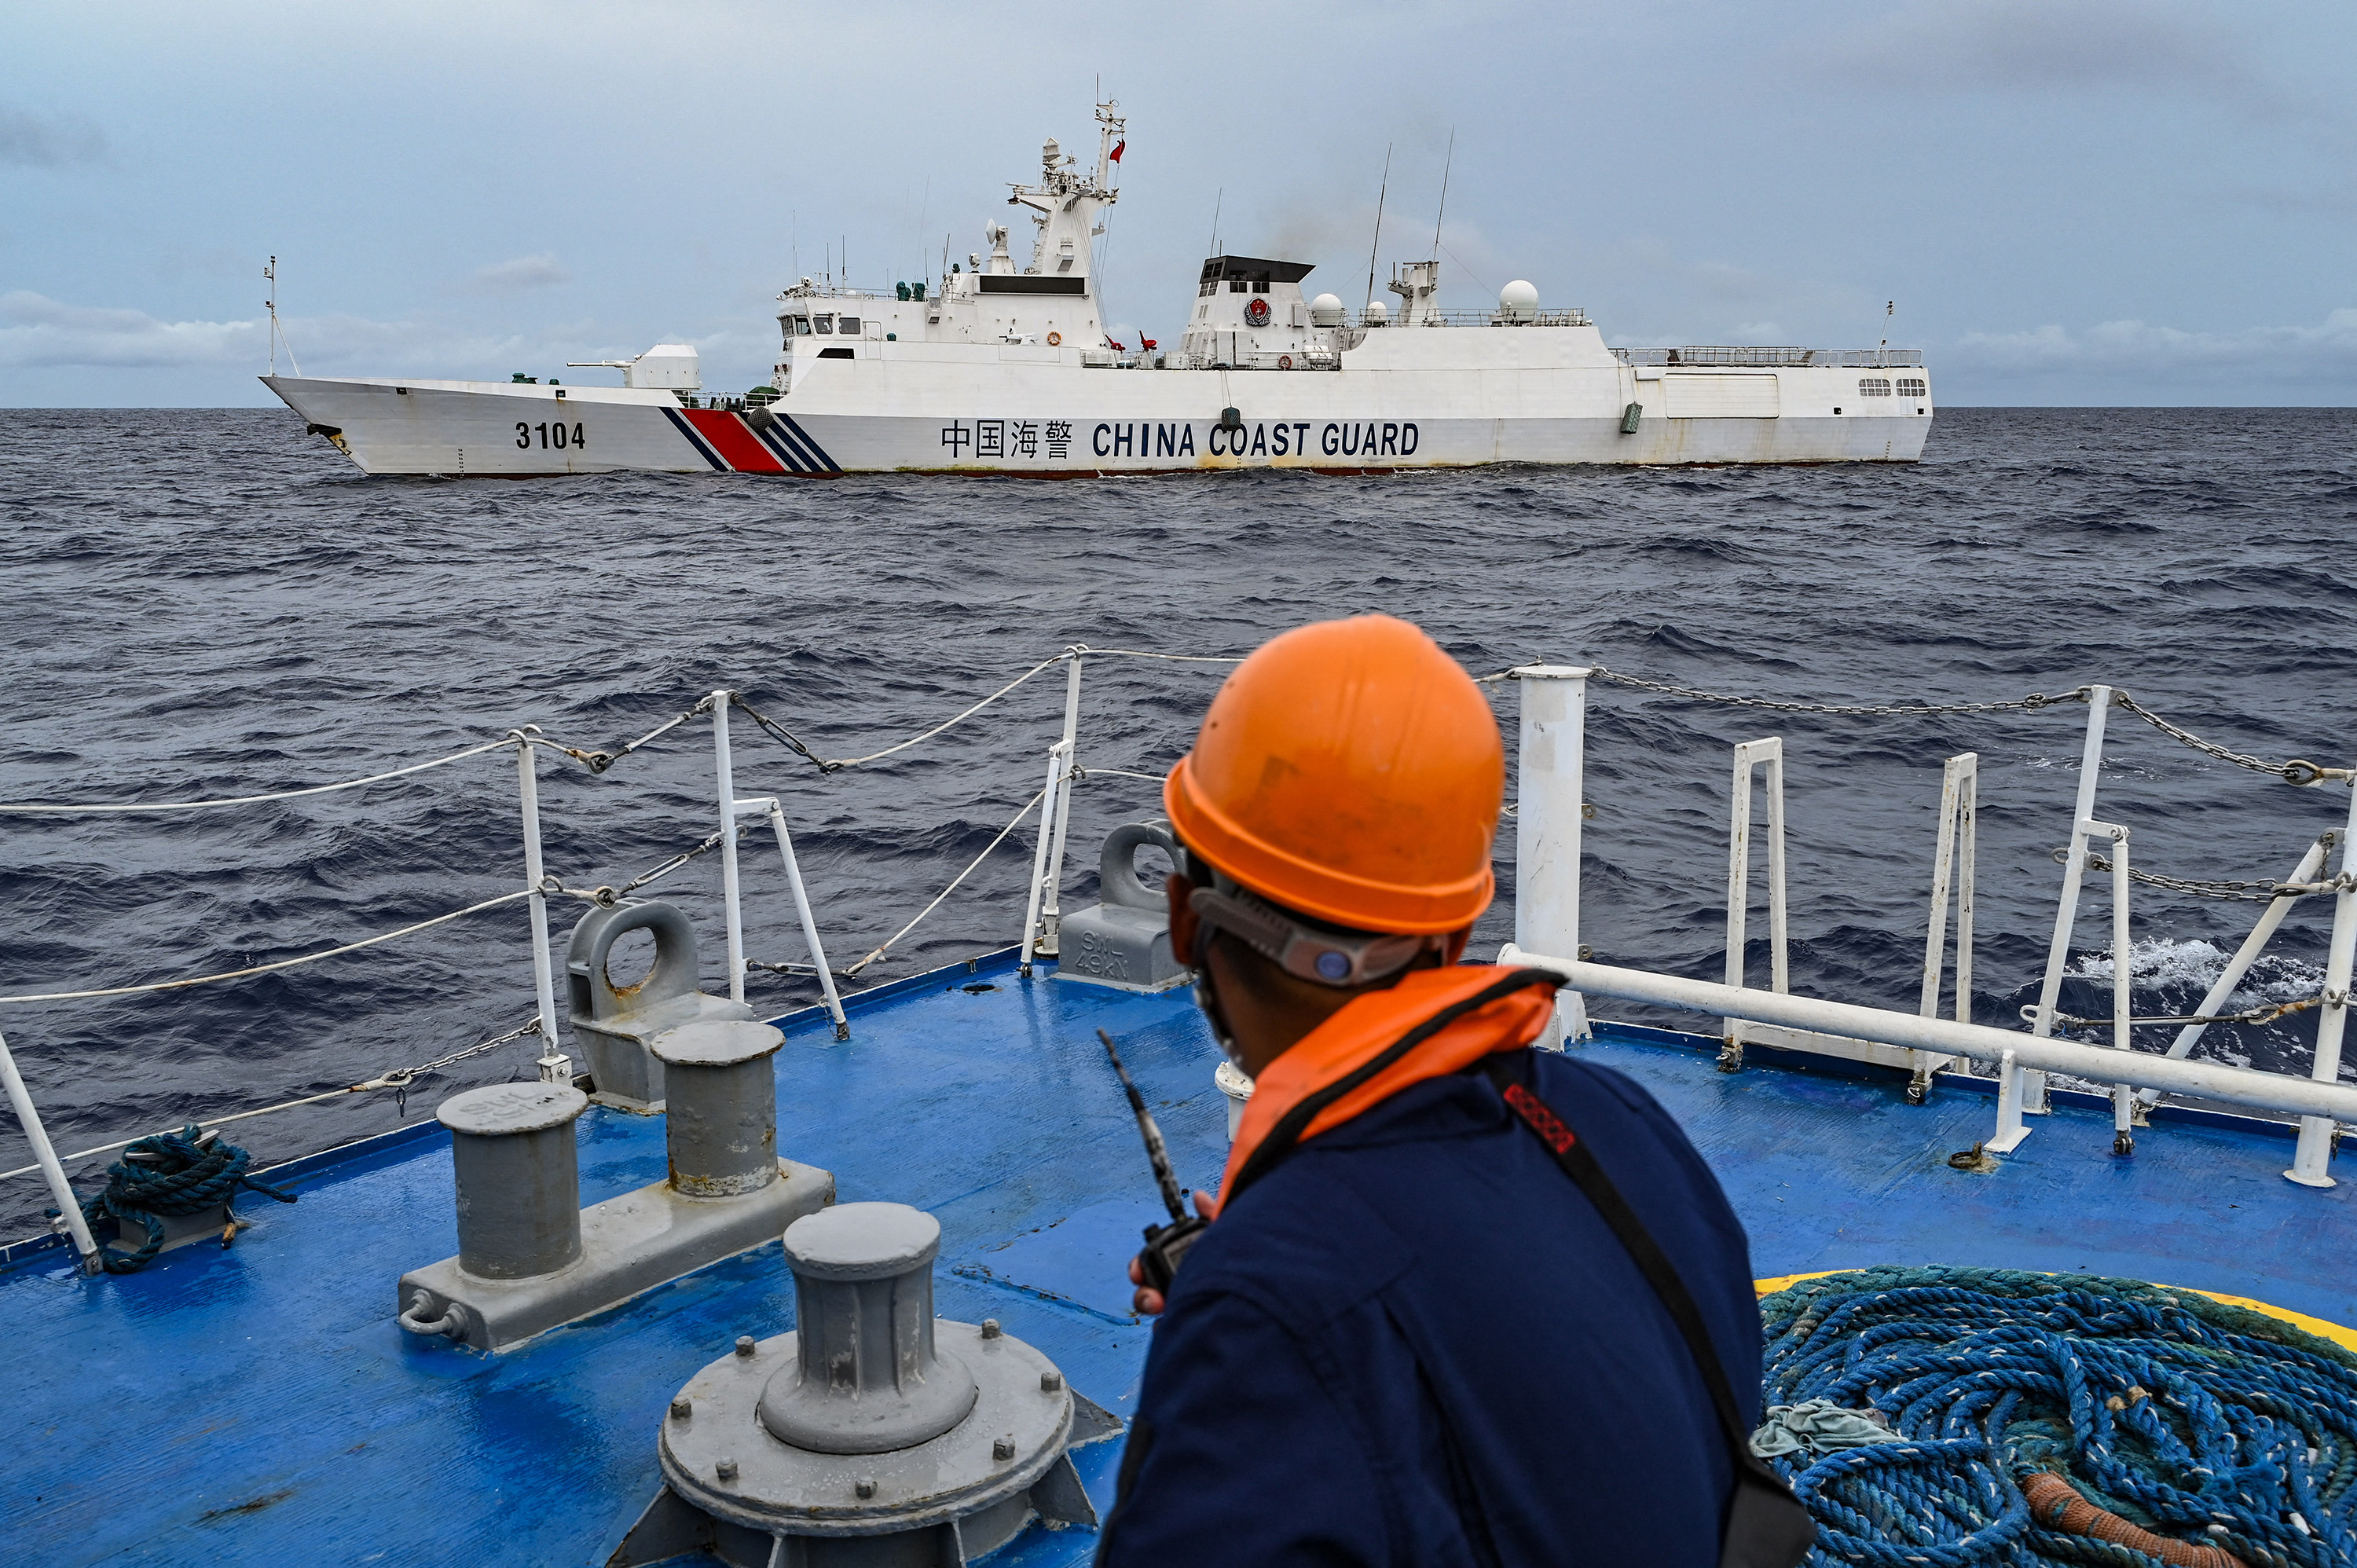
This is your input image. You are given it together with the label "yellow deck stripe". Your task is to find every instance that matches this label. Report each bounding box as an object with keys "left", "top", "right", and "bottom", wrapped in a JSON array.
[{"left": 1752, "top": 1269, "right": 2357, "bottom": 1356}]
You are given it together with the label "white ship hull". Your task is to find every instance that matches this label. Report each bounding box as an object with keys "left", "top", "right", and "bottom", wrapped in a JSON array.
[{"left": 266, "top": 347, "right": 1931, "bottom": 478}]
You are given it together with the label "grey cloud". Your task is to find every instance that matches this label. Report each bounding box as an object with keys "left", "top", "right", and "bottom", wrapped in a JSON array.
[
  {"left": 470, "top": 253, "right": 571, "bottom": 291},
  {"left": 0, "top": 106, "right": 112, "bottom": 168},
  {"left": 1809, "top": 0, "right": 2265, "bottom": 104},
  {"left": 0, "top": 291, "right": 254, "bottom": 366},
  {"left": 0, "top": 290, "right": 559, "bottom": 373},
  {"left": 1951, "top": 310, "right": 2357, "bottom": 380}
]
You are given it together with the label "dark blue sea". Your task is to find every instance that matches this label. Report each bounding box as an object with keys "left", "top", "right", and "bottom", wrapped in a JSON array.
[{"left": 3, "top": 407, "right": 2353, "bottom": 1230}]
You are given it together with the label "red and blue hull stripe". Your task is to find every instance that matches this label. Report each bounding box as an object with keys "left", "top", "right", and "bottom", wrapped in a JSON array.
[{"left": 662, "top": 407, "right": 841, "bottom": 475}]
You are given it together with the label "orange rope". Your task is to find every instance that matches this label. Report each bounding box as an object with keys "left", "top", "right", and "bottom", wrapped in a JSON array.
[{"left": 2019, "top": 1472, "right": 2248, "bottom": 1568}]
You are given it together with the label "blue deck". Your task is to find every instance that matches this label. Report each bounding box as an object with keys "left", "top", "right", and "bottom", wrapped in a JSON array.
[{"left": 3, "top": 954, "right": 2352, "bottom": 1566}]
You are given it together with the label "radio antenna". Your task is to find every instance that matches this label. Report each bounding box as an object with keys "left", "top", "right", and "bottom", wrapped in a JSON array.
[
  {"left": 1098, "top": 1030, "right": 1187, "bottom": 1222},
  {"left": 1431, "top": 126, "right": 1454, "bottom": 259},
  {"left": 262, "top": 255, "right": 301, "bottom": 377},
  {"left": 1364, "top": 143, "right": 1391, "bottom": 318},
  {"left": 1208, "top": 188, "right": 1222, "bottom": 258}
]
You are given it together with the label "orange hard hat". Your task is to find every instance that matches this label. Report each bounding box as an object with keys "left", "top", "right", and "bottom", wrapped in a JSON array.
[{"left": 1163, "top": 615, "right": 1504, "bottom": 934}]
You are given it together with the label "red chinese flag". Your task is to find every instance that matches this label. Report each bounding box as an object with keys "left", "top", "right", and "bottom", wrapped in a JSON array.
[{"left": 1109, "top": 140, "right": 1125, "bottom": 163}]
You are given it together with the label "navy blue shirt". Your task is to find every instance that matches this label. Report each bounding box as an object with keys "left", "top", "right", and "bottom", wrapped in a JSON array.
[{"left": 1098, "top": 1048, "right": 1760, "bottom": 1567}]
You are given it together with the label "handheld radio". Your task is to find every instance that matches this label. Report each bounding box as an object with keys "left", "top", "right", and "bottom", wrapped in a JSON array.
[{"left": 1097, "top": 1028, "right": 1210, "bottom": 1294}]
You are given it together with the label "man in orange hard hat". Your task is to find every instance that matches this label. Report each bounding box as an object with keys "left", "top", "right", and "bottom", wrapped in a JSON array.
[{"left": 1094, "top": 615, "right": 1798, "bottom": 1567}]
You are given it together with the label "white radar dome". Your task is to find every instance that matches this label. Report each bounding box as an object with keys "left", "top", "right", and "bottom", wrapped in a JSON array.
[
  {"left": 1309, "top": 292, "right": 1347, "bottom": 327},
  {"left": 1499, "top": 280, "right": 1541, "bottom": 321},
  {"left": 1363, "top": 299, "right": 1389, "bottom": 325}
]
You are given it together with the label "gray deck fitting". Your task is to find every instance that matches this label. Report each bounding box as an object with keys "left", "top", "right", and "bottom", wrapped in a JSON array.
[
  {"left": 397, "top": 1160, "right": 834, "bottom": 1353},
  {"left": 567, "top": 899, "right": 755, "bottom": 1112},
  {"left": 105, "top": 1204, "right": 247, "bottom": 1257},
  {"left": 1051, "top": 822, "right": 1189, "bottom": 994},
  {"left": 607, "top": 1202, "right": 1117, "bottom": 1567}
]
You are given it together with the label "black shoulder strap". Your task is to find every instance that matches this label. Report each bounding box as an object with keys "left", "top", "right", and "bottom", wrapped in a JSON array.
[{"left": 1481, "top": 1054, "right": 1813, "bottom": 1568}]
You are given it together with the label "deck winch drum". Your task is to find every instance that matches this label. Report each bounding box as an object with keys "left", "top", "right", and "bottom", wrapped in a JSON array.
[{"left": 621, "top": 1200, "right": 1106, "bottom": 1567}]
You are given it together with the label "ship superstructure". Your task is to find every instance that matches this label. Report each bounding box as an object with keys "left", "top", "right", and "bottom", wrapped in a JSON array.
[{"left": 263, "top": 101, "right": 1934, "bottom": 476}]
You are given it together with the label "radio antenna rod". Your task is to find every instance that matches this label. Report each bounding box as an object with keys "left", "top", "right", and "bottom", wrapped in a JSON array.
[
  {"left": 1365, "top": 143, "right": 1391, "bottom": 318},
  {"left": 1431, "top": 126, "right": 1454, "bottom": 259},
  {"left": 1097, "top": 1029, "right": 1188, "bottom": 1222},
  {"left": 1208, "top": 188, "right": 1222, "bottom": 258}
]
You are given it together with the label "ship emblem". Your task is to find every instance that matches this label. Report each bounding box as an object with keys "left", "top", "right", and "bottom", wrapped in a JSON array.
[{"left": 1244, "top": 298, "right": 1271, "bottom": 328}]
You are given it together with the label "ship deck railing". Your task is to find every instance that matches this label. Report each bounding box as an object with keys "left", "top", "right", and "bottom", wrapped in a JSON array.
[
  {"left": 5, "top": 654, "right": 2355, "bottom": 1279},
  {"left": 1386, "top": 307, "right": 1592, "bottom": 328},
  {"left": 1613, "top": 346, "right": 1929, "bottom": 368}
]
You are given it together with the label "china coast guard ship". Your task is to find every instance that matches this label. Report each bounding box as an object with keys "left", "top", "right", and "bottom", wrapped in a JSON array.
[{"left": 264, "top": 101, "right": 1933, "bottom": 477}]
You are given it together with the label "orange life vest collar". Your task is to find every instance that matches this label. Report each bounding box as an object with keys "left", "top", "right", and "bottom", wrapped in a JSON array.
[{"left": 1219, "top": 965, "right": 1563, "bottom": 1205}]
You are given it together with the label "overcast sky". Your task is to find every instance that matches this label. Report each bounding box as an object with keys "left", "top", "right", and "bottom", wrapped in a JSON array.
[{"left": 3, "top": 0, "right": 2352, "bottom": 406}]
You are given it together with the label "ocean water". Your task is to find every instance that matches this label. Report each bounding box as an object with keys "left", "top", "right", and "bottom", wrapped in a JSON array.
[{"left": 3, "top": 406, "right": 2353, "bottom": 1230}]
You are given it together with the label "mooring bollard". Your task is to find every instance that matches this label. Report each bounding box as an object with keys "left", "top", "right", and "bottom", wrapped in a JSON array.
[
  {"left": 653, "top": 1020, "right": 782, "bottom": 1199},
  {"left": 441, "top": 1081, "right": 587, "bottom": 1280},
  {"left": 397, "top": 1023, "right": 830, "bottom": 1354}
]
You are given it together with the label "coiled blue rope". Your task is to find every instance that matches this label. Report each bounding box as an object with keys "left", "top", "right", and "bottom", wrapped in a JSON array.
[
  {"left": 1758, "top": 1266, "right": 2357, "bottom": 1567},
  {"left": 61, "top": 1123, "right": 298, "bottom": 1274}
]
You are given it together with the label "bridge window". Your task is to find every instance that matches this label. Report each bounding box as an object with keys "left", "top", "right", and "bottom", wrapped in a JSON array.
[
  {"left": 813, "top": 316, "right": 834, "bottom": 334},
  {"left": 838, "top": 317, "right": 861, "bottom": 335}
]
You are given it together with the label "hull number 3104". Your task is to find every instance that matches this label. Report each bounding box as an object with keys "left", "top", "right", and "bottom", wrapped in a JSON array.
[{"left": 516, "top": 422, "right": 586, "bottom": 450}]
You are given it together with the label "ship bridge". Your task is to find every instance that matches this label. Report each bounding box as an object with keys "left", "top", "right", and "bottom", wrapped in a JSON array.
[{"left": 1177, "top": 255, "right": 1328, "bottom": 370}]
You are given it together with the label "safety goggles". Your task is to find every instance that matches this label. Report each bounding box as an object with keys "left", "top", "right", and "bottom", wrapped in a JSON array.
[{"left": 1186, "top": 872, "right": 1443, "bottom": 988}]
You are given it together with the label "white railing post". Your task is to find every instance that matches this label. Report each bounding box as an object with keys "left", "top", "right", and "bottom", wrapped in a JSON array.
[
  {"left": 0, "top": 1029, "right": 101, "bottom": 1273},
  {"left": 2093, "top": 819, "right": 2135, "bottom": 1153},
  {"left": 2019, "top": 685, "right": 2113, "bottom": 1122},
  {"left": 1723, "top": 737, "right": 1787, "bottom": 1068},
  {"left": 712, "top": 690, "right": 746, "bottom": 1006},
  {"left": 1512, "top": 665, "right": 1591, "bottom": 1049},
  {"left": 753, "top": 797, "right": 851, "bottom": 1041},
  {"left": 2143, "top": 832, "right": 2337, "bottom": 1102},
  {"left": 1910, "top": 752, "right": 1978, "bottom": 1101},
  {"left": 2287, "top": 781, "right": 2357, "bottom": 1188},
  {"left": 1018, "top": 740, "right": 1072, "bottom": 979},
  {"left": 511, "top": 731, "right": 568, "bottom": 1082},
  {"left": 1991, "top": 1046, "right": 2025, "bottom": 1149},
  {"left": 1038, "top": 651, "right": 1084, "bottom": 958}
]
